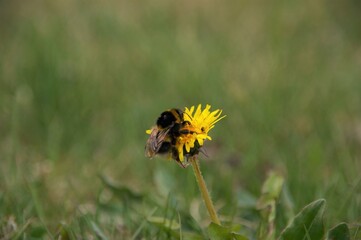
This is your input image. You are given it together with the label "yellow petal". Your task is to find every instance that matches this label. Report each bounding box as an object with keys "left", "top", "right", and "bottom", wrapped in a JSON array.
[
  {"left": 194, "top": 104, "right": 202, "bottom": 119},
  {"left": 178, "top": 146, "right": 184, "bottom": 161},
  {"left": 185, "top": 142, "right": 191, "bottom": 152}
]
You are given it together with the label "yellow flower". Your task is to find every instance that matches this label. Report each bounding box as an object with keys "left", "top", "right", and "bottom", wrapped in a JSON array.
[
  {"left": 145, "top": 104, "right": 225, "bottom": 166},
  {"left": 176, "top": 104, "right": 226, "bottom": 162}
]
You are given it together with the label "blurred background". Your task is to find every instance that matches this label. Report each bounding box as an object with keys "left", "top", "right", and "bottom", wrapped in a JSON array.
[{"left": 1, "top": 0, "right": 361, "bottom": 237}]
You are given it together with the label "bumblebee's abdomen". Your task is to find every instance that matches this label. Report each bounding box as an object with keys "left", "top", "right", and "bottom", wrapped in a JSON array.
[{"left": 158, "top": 141, "right": 172, "bottom": 153}]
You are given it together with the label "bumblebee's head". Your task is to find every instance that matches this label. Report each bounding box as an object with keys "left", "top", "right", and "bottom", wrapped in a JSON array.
[{"left": 156, "top": 109, "right": 183, "bottom": 129}]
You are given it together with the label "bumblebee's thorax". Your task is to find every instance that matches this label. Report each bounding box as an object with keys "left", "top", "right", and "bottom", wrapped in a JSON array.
[{"left": 156, "top": 108, "right": 183, "bottom": 129}]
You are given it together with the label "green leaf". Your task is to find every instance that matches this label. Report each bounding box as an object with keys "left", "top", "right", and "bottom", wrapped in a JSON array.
[
  {"left": 90, "top": 221, "right": 108, "bottom": 240},
  {"left": 30, "top": 226, "right": 47, "bottom": 238},
  {"left": 208, "top": 223, "right": 233, "bottom": 240},
  {"left": 232, "top": 232, "right": 249, "bottom": 240},
  {"left": 207, "top": 223, "right": 249, "bottom": 240},
  {"left": 257, "top": 172, "right": 284, "bottom": 240},
  {"left": 278, "top": 199, "right": 326, "bottom": 240},
  {"left": 327, "top": 223, "right": 350, "bottom": 240},
  {"left": 147, "top": 216, "right": 180, "bottom": 230},
  {"left": 258, "top": 172, "right": 285, "bottom": 206}
]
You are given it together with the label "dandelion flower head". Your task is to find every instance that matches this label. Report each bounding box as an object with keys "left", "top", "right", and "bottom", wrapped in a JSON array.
[{"left": 176, "top": 104, "right": 226, "bottom": 162}]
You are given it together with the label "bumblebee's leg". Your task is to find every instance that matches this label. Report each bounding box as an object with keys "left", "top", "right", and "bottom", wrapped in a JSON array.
[{"left": 175, "top": 159, "right": 187, "bottom": 168}]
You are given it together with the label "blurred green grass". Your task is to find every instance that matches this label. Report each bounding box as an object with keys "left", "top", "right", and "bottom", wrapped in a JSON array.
[{"left": 1, "top": 0, "right": 361, "bottom": 238}]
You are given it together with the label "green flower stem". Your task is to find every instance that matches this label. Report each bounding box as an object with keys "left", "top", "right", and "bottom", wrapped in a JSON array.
[{"left": 190, "top": 157, "right": 221, "bottom": 225}]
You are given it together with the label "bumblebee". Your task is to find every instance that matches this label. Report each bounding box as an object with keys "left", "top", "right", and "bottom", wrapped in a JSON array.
[
  {"left": 145, "top": 108, "right": 197, "bottom": 167},
  {"left": 145, "top": 108, "right": 183, "bottom": 157}
]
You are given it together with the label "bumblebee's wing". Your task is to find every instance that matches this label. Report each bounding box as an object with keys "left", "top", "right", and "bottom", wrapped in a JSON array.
[{"left": 145, "top": 127, "right": 170, "bottom": 158}]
